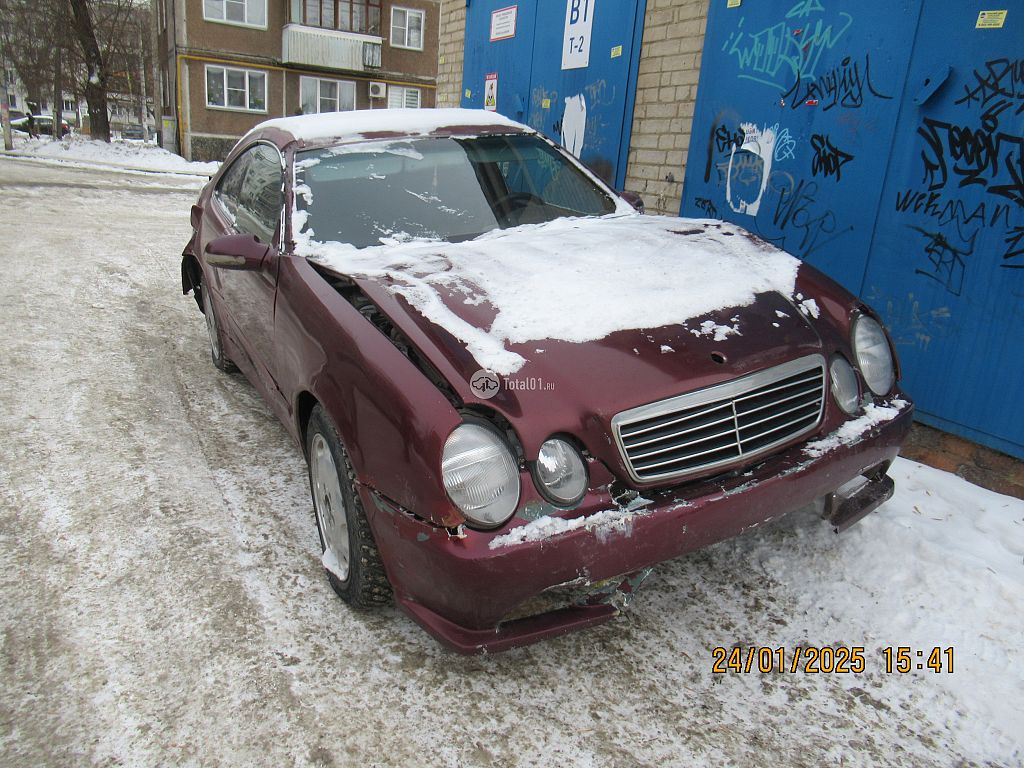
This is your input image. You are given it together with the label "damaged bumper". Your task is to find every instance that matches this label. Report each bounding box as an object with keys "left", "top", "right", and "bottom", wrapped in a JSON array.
[{"left": 363, "top": 398, "right": 914, "bottom": 654}]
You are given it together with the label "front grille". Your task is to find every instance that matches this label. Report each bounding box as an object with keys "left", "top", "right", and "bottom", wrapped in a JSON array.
[{"left": 612, "top": 355, "right": 825, "bottom": 483}]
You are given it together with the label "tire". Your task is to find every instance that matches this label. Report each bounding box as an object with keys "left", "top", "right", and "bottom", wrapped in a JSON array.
[
  {"left": 201, "top": 281, "right": 238, "bottom": 373},
  {"left": 306, "top": 405, "right": 391, "bottom": 608}
]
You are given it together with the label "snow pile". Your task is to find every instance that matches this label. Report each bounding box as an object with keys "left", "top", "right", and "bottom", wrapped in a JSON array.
[
  {"left": 803, "top": 399, "right": 910, "bottom": 457},
  {"left": 489, "top": 496, "right": 654, "bottom": 549},
  {"left": 8, "top": 134, "right": 218, "bottom": 175},
  {"left": 300, "top": 215, "right": 803, "bottom": 374}
]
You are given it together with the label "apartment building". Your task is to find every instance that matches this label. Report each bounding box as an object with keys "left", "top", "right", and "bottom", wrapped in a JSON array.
[{"left": 156, "top": 0, "right": 439, "bottom": 160}]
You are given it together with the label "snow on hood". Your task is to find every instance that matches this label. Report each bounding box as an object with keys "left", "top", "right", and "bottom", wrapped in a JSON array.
[{"left": 297, "top": 215, "right": 802, "bottom": 375}]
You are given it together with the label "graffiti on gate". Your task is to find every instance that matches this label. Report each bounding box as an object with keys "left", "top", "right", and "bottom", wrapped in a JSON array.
[
  {"left": 722, "top": 1, "right": 853, "bottom": 90},
  {"left": 895, "top": 57, "right": 1024, "bottom": 286},
  {"left": 783, "top": 54, "right": 892, "bottom": 111},
  {"left": 954, "top": 58, "right": 1024, "bottom": 117},
  {"left": 908, "top": 225, "right": 976, "bottom": 296},
  {"left": 695, "top": 118, "right": 855, "bottom": 260},
  {"left": 810, "top": 134, "right": 855, "bottom": 180}
]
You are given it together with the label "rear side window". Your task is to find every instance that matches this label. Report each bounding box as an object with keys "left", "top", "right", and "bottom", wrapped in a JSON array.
[{"left": 214, "top": 143, "right": 283, "bottom": 244}]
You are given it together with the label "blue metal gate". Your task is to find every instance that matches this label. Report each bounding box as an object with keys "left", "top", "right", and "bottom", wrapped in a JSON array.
[
  {"left": 683, "top": 0, "right": 1024, "bottom": 457},
  {"left": 461, "top": 0, "right": 646, "bottom": 187}
]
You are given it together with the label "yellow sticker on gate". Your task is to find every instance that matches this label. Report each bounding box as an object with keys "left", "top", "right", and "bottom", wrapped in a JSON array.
[{"left": 975, "top": 10, "right": 1007, "bottom": 28}]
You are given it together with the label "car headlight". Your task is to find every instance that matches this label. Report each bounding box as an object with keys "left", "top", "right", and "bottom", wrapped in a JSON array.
[
  {"left": 441, "top": 423, "right": 520, "bottom": 528},
  {"left": 534, "top": 438, "right": 588, "bottom": 505},
  {"left": 852, "top": 315, "right": 895, "bottom": 396},
  {"left": 829, "top": 355, "right": 860, "bottom": 415}
]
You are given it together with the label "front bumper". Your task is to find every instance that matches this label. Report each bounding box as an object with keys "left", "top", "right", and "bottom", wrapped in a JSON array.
[{"left": 362, "top": 398, "right": 914, "bottom": 654}]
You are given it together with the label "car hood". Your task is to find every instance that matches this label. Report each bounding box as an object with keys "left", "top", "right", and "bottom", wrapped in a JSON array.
[{"left": 310, "top": 215, "right": 829, "bottom": 473}]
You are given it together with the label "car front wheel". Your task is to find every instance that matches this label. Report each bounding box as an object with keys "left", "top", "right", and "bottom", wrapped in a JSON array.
[
  {"left": 306, "top": 405, "right": 391, "bottom": 608},
  {"left": 201, "top": 282, "right": 238, "bottom": 373}
]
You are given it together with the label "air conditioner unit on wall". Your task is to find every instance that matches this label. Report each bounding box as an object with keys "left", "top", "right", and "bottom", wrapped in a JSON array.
[{"left": 369, "top": 81, "right": 387, "bottom": 99}]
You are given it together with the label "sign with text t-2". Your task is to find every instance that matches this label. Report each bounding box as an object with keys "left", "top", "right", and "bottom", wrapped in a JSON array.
[{"left": 561, "top": 0, "right": 594, "bottom": 70}]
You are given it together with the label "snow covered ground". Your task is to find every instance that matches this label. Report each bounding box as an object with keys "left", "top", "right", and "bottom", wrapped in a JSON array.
[
  {"left": 0, "top": 160, "right": 1021, "bottom": 767},
  {"left": 5, "top": 133, "right": 218, "bottom": 176}
]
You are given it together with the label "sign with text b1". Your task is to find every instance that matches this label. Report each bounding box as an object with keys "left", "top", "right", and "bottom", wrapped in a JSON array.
[{"left": 561, "top": 0, "right": 594, "bottom": 70}]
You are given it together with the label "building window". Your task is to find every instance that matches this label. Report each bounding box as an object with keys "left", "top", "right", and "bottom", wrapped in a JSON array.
[
  {"left": 303, "top": 0, "right": 381, "bottom": 35},
  {"left": 63, "top": 99, "right": 76, "bottom": 112},
  {"left": 203, "top": 0, "right": 266, "bottom": 28},
  {"left": 390, "top": 7, "right": 424, "bottom": 50},
  {"left": 206, "top": 65, "right": 267, "bottom": 112},
  {"left": 8, "top": 94, "right": 16, "bottom": 109},
  {"left": 300, "top": 76, "right": 356, "bottom": 113},
  {"left": 387, "top": 85, "right": 420, "bottom": 109}
]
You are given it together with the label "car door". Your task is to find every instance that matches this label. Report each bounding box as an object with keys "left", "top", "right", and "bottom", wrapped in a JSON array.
[{"left": 206, "top": 141, "right": 286, "bottom": 403}]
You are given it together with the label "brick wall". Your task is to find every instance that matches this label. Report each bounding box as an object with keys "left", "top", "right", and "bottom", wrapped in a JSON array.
[
  {"left": 623, "top": 0, "right": 708, "bottom": 215},
  {"left": 436, "top": 0, "right": 466, "bottom": 107}
]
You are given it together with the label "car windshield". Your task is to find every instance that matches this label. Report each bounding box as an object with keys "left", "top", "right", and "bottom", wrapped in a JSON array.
[{"left": 294, "top": 134, "right": 617, "bottom": 248}]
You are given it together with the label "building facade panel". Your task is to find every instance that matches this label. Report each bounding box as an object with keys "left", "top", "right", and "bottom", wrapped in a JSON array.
[{"left": 159, "top": 0, "right": 439, "bottom": 160}]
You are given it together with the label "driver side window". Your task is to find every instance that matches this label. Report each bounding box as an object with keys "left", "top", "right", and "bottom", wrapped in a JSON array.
[{"left": 215, "top": 143, "right": 284, "bottom": 245}]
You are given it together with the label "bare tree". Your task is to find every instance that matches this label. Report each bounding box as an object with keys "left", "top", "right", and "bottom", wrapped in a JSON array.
[
  {"left": 3, "top": 0, "right": 151, "bottom": 142},
  {"left": 68, "top": 0, "right": 110, "bottom": 140},
  {"left": 0, "top": 0, "right": 67, "bottom": 112}
]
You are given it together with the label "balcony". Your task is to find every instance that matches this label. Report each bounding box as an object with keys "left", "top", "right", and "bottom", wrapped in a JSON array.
[{"left": 281, "top": 24, "right": 383, "bottom": 72}]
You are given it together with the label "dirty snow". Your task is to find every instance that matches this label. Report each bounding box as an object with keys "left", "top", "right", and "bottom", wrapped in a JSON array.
[
  {"left": 301, "top": 215, "right": 801, "bottom": 374},
  {"left": 1, "top": 160, "right": 1022, "bottom": 767}
]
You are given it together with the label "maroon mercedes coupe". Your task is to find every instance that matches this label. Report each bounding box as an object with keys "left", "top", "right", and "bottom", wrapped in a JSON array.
[{"left": 181, "top": 109, "right": 913, "bottom": 653}]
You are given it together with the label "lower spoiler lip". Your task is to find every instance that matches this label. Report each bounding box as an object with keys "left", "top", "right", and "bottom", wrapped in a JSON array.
[{"left": 822, "top": 461, "right": 895, "bottom": 533}]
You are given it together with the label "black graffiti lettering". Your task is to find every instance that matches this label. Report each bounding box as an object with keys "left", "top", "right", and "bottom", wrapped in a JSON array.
[
  {"left": 783, "top": 54, "right": 891, "bottom": 111},
  {"left": 694, "top": 196, "right": 720, "bottom": 218},
  {"left": 1002, "top": 226, "right": 1024, "bottom": 267},
  {"left": 989, "top": 149, "right": 1024, "bottom": 208},
  {"left": 810, "top": 134, "right": 854, "bottom": 180},
  {"left": 909, "top": 225, "right": 976, "bottom": 296},
  {"left": 704, "top": 121, "right": 745, "bottom": 183},
  {"left": 955, "top": 58, "right": 1024, "bottom": 117},
  {"left": 917, "top": 114, "right": 1024, "bottom": 206},
  {"left": 894, "top": 188, "right": 1012, "bottom": 230},
  {"left": 769, "top": 175, "right": 852, "bottom": 258}
]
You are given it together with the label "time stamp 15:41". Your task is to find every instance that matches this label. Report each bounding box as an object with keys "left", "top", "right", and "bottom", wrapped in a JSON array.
[{"left": 711, "top": 646, "right": 955, "bottom": 674}]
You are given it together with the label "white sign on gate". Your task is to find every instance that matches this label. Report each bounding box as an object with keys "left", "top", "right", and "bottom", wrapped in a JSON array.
[{"left": 561, "top": 0, "right": 594, "bottom": 70}]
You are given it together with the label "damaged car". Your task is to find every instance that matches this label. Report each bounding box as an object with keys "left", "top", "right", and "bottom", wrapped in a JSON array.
[{"left": 181, "top": 108, "right": 913, "bottom": 653}]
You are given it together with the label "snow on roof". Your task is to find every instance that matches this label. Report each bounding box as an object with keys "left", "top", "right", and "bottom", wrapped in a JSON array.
[{"left": 254, "top": 108, "right": 530, "bottom": 144}]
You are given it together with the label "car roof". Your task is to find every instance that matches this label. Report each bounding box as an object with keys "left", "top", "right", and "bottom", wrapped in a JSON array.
[{"left": 244, "top": 108, "right": 535, "bottom": 152}]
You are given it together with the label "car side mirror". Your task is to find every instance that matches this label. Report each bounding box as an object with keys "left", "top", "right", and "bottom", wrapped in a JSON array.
[
  {"left": 205, "top": 233, "right": 268, "bottom": 270},
  {"left": 618, "top": 190, "right": 645, "bottom": 214}
]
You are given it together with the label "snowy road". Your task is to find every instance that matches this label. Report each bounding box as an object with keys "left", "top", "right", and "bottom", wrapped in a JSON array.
[{"left": 1, "top": 157, "right": 1021, "bottom": 767}]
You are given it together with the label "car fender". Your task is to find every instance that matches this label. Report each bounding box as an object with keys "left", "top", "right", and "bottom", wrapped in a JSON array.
[{"left": 275, "top": 255, "right": 465, "bottom": 529}]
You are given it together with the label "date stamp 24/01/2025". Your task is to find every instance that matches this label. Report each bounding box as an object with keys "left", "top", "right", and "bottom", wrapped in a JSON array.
[{"left": 711, "top": 646, "right": 955, "bottom": 675}]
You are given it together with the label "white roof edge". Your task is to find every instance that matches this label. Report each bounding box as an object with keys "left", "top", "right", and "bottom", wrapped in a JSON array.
[{"left": 249, "top": 108, "right": 533, "bottom": 144}]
